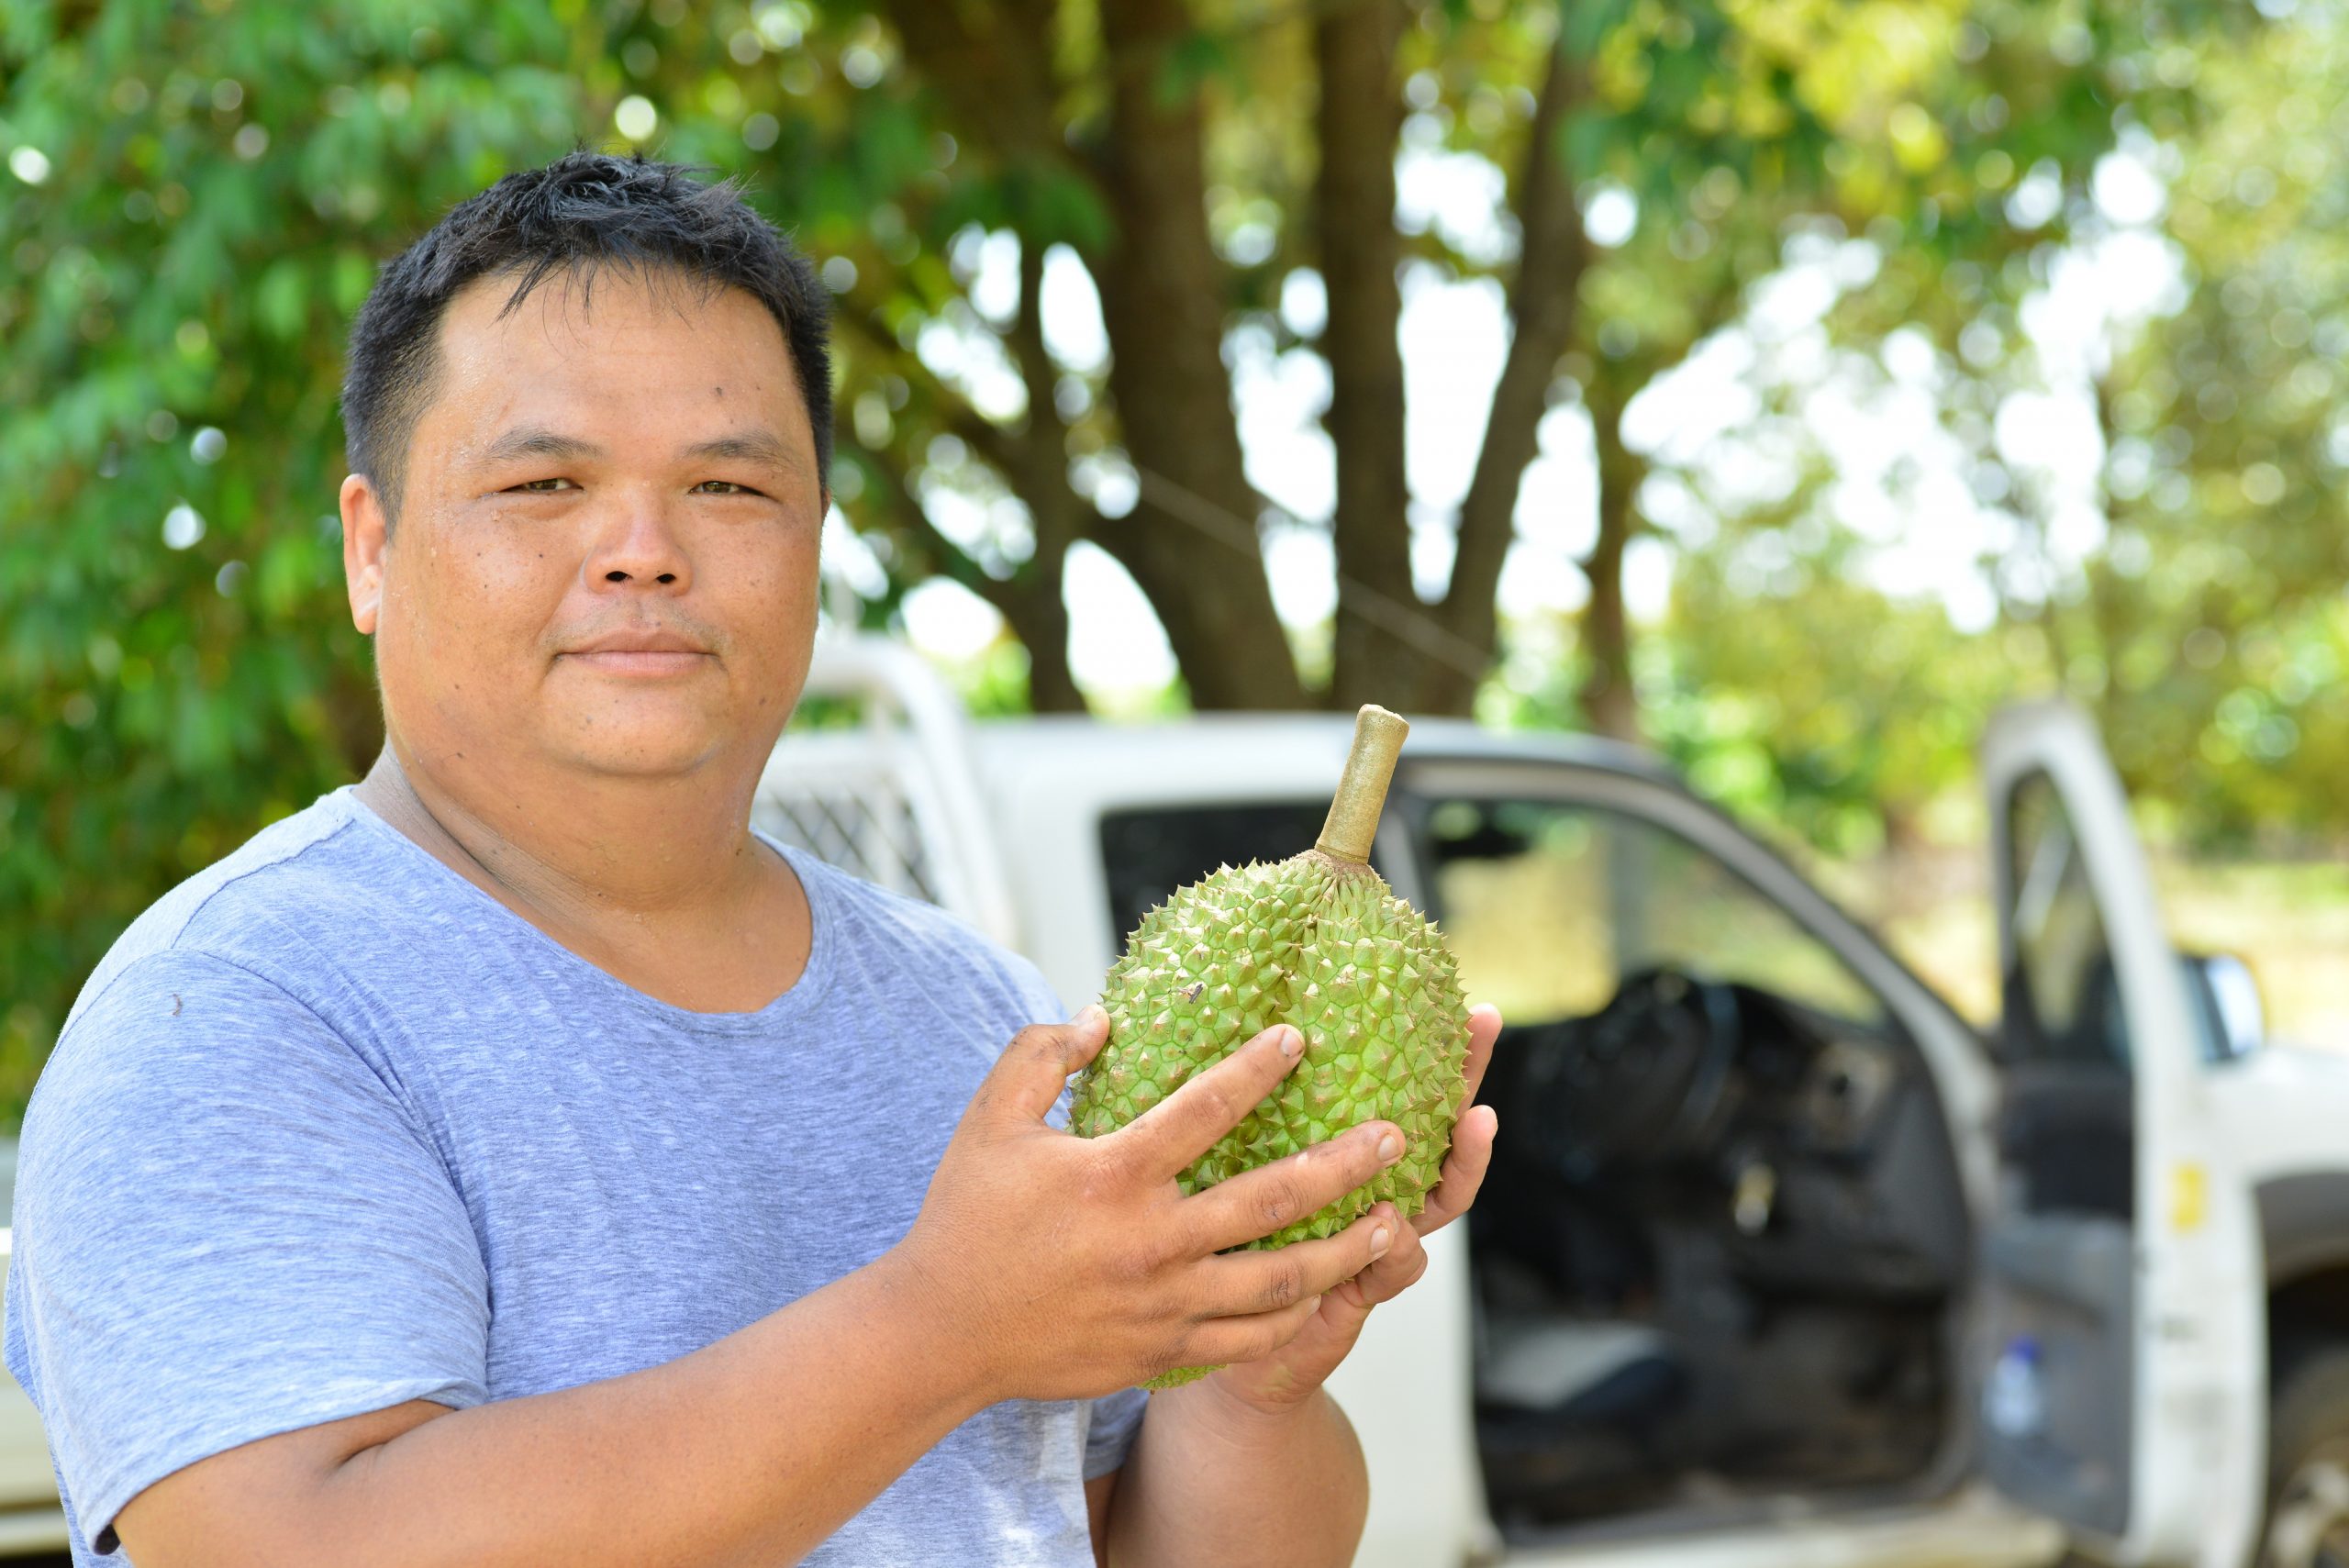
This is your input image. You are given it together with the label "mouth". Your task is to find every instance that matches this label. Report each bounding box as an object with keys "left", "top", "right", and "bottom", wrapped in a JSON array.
[
  {"left": 556, "top": 628, "right": 716, "bottom": 677},
  {"left": 558, "top": 648, "right": 714, "bottom": 677}
]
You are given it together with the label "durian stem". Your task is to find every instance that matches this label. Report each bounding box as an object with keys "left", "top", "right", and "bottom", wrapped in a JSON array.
[{"left": 1314, "top": 704, "right": 1410, "bottom": 864}]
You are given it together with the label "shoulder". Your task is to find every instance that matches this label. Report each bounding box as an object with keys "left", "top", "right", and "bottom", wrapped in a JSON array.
[
  {"left": 62, "top": 788, "right": 366, "bottom": 1023},
  {"left": 62, "top": 789, "right": 391, "bottom": 1038},
  {"left": 775, "top": 840, "right": 1067, "bottom": 1028},
  {"left": 30, "top": 948, "right": 371, "bottom": 1133},
  {"left": 15, "top": 943, "right": 429, "bottom": 1258}
]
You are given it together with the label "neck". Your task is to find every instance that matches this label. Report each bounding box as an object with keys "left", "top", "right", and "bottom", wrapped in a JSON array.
[{"left": 356, "top": 739, "right": 772, "bottom": 929}]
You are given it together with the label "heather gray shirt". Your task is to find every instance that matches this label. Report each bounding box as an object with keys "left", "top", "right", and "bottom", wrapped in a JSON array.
[{"left": 3, "top": 785, "right": 1146, "bottom": 1565}]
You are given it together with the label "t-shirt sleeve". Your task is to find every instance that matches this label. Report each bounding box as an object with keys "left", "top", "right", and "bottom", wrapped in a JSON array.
[
  {"left": 1083, "top": 1385, "right": 1149, "bottom": 1479},
  {"left": 6, "top": 950, "right": 489, "bottom": 1552}
]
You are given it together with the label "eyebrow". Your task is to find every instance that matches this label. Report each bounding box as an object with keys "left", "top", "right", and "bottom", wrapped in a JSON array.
[
  {"left": 472, "top": 425, "right": 809, "bottom": 482},
  {"left": 680, "top": 429, "right": 807, "bottom": 480},
  {"left": 475, "top": 426, "right": 602, "bottom": 468}
]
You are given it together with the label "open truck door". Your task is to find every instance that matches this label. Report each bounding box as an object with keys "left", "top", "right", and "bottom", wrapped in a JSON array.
[{"left": 1978, "top": 701, "right": 2263, "bottom": 1568}]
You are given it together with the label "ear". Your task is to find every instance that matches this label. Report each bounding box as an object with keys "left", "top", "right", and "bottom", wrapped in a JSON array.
[{"left": 341, "top": 473, "right": 390, "bottom": 636}]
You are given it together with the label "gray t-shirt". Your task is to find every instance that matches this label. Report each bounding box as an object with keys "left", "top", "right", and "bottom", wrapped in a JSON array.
[{"left": 3, "top": 784, "right": 1146, "bottom": 1564}]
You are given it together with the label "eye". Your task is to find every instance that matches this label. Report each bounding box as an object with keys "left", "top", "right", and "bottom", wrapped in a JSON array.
[
  {"left": 507, "top": 477, "right": 576, "bottom": 494},
  {"left": 692, "top": 479, "right": 763, "bottom": 496}
]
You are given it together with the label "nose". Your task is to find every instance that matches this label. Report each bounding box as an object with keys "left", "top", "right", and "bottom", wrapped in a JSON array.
[{"left": 581, "top": 488, "right": 693, "bottom": 593}]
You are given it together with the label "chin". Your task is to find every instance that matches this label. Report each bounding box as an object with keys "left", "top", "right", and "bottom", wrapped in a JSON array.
[
  {"left": 531, "top": 702, "right": 723, "bottom": 773},
  {"left": 560, "top": 733, "right": 735, "bottom": 777}
]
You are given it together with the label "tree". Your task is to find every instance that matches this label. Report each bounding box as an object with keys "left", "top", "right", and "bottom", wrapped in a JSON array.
[
  {"left": 1742, "top": 0, "right": 2349, "bottom": 848},
  {"left": 0, "top": 0, "right": 2309, "bottom": 1124},
  {"left": 0, "top": 3, "right": 596, "bottom": 1113}
]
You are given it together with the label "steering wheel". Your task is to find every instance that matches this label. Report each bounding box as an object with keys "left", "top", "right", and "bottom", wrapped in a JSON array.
[{"left": 1513, "top": 967, "right": 1744, "bottom": 1178}]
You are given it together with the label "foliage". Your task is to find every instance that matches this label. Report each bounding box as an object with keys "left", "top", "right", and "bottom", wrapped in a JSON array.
[
  {"left": 3, "top": 0, "right": 2342, "bottom": 1128},
  {"left": 1672, "top": 0, "right": 2349, "bottom": 851},
  {"left": 0, "top": 3, "right": 600, "bottom": 1113},
  {"left": 2082, "top": 10, "right": 2349, "bottom": 845}
]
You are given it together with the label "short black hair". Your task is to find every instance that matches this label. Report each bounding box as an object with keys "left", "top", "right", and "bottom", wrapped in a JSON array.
[{"left": 340, "top": 150, "right": 832, "bottom": 524}]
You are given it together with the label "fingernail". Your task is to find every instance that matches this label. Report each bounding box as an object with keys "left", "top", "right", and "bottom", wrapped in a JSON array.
[
  {"left": 1377, "top": 1132, "right": 1402, "bottom": 1163},
  {"left": 1069, "top": 1003, "right": 1106, "bottom": 1029},
  {"left": 1304, "top": 1294, "right": 1323, "bottom": 1313},
  {"left": 1278, "top": 1026, "right": 1305, "bottom": 1059},
  {"left": 1370, "top": 1227, "right": 1393, "bottom": 1257}
]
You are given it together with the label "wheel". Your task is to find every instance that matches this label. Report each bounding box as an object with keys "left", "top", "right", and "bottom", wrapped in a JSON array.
[{"left": 2262, "top": 1350, "right": 2349, "bottom": 1567}]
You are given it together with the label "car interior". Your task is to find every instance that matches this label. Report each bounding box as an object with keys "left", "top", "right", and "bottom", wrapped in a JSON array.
[
  {"left": 1096, "top": 790, "right": 1978, "bottom": 1540},
  {"left": 1417, "top": 794, "right": 1976, "bottom": 1539}
]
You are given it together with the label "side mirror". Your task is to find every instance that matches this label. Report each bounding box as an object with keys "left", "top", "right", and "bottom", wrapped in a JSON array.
[{"left": 2183, "top": 952, "right": 2266, "bottom": 1062}]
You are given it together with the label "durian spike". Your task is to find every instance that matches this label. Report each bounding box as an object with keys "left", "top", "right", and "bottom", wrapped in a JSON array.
[{"left": 1313, "top": 705, "right": 1410, "bottom": 864}]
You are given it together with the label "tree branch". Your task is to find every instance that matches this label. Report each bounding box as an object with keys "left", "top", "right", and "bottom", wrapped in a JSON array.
[
  {"left": 831, "top": 285, "right": 1032, "bottom": 483},
  {"left": 1435, "top": 33, "right": 1591, "bottom": 696},
  {"left": 855, "top": 438, "right": 1021, "bottom": 618},
  {"left": 874, "top": 0, "right": 1066, "bottom": 169},
  {"left": 1007, "top": 236, "right": 1083, "bottom": 564},
  {"left": 834, "top": 265, "right": 1096, "bottom": 709},
  {"left": 1579, "top": 377, "right": 1644, "bottom": 741}
]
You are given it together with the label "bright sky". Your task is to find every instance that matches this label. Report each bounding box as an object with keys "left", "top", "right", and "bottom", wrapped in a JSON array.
[{"left": 827, "top": 129, "right": 2185, "bottom": 702}]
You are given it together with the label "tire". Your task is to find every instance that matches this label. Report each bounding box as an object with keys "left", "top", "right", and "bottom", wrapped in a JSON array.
[{"left": 2260, "top": 1350, "right": 2349, "bottom": 1568}]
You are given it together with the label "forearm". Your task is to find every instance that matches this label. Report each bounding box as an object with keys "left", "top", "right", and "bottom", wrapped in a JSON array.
[
  {"left": 295, "top": 1250, "right": 986, "bottom": 1568},
  {"left": 1103, "top": 1381, "right": 1368, "bottom": 1568}
]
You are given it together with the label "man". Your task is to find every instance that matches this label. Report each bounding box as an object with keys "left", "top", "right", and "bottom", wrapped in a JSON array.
[{"left": 3, "top": 152, "right": 1500, "bottom": 1566}]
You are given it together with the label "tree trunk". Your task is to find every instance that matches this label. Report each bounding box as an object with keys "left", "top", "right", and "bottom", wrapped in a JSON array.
[
  {"left": 1008, "top": 237, "right": 1084, "bottom": 712},
  {"left": 1580, "top": 388, "right": 1642, "bottom": 742},
  {"left": 1011, "top": 580, "right": 1083, "bottom": 711},
  {"left": 883, "top": 0, "right": 1297, "bottom": 710},
  {"left": 1089, "top": 0, "right": 1306, "bottom": 710},
  {"left": 1315, "top": 0, "right": 1417, "bottom": 713}
]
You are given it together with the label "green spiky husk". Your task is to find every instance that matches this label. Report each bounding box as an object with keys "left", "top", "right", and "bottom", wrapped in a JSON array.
[{"left": 1068, "top": 850, "right": 1474, "bottom": 1389}]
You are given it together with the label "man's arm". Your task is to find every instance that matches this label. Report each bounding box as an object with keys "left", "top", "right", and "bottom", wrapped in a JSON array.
[
  {"left": 117, "top": 1249, "right": 994, "bottom": 1568},
  {"left": 110, "top": 1008, "right": 1403, "bottom": 1567},
  {"left": 1095, "top": 1382, "right": 1369, "bottom": 1568}
]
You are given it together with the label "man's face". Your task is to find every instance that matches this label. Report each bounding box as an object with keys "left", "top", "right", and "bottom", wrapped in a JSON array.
[{"left": 343, "top": 268, "right": 824, "bottom": 792}]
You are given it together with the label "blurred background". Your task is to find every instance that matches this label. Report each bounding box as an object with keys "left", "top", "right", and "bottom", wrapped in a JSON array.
[{"left": 2, "top": 0, "right": 2343, "bottom": 1124}]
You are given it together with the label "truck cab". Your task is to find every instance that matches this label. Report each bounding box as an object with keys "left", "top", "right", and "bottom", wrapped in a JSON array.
[
  {"left": 0, "top": 634, "right": 2343, "bottom": 1565},
  {"left": 751, "top": 634, "right": 2349, "bottom": 1568}
]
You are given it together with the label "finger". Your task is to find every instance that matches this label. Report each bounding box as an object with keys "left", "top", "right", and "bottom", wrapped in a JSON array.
[
  {"left": 1453, "top": 1004, "right": 1503, "bottom": 1112},
  {"left": 1179, "top": 1293, "right": 1325, "bottom": 1370},
  {"left": 1186, "top": 1119, "right": 1403, "bottom": 1252},
  {"left": 1226, "top": 1205, "right": 1419, "bottom": 1364},
  {"left": 976, "top": 1006, "right": 1113, "bottom": 1124},
  {"left": 1108, "top": 1022, "right": 1307, "bottom": 1181},
  {"left": 1412, "top": 1103, "right": 1497, "bottom": 1238},
  {"left": 1335, "top": 1209, "right": 1429, "bottom": 1313},
  {"left": 1196, "top": 1205, "right": 1400, "bottom": 1318}
]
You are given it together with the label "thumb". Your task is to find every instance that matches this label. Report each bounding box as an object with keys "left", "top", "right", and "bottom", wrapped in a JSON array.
[{"left": 981, "top": 1005, "right": 1112, "bottom": 1125}]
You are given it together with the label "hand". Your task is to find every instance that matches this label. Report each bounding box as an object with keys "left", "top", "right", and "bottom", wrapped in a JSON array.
[
  {"left": 1199, "top": 1003, "right": 1503, "bottom": 1415},
  {"left": 892, "top": 1006, "right": 1408, "bottom": 1405}
]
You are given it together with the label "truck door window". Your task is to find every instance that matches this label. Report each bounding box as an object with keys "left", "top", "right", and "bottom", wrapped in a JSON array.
[
  {"left": 1097, "top": 801, "right": 1348, "bottom": 947},
  {"left": 1420, "top": 798, "right": 1887, "bottom": 1029},
  {"left": 2004, "top": 772, "right": 2127, "bottom": 1068}
]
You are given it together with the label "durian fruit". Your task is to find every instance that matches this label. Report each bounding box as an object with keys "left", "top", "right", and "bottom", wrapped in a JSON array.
[{"left": 1070, "top": 704, "right": 1474, "bottom": 1387}]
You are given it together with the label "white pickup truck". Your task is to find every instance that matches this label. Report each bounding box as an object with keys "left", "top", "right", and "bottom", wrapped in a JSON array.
[{"left": 0, "top": 630, "right": 2343, "bottom": 1568}]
